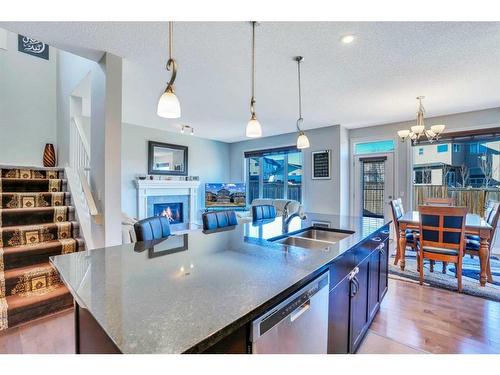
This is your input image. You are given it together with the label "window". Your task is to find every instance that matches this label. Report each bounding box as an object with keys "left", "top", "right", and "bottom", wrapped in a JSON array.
[
  {"left": 354, "top": 140, "right": 395, "bottom": 155},
  {"left": 453, "top": 144, "right": 460, "bottom": 152},
  {"left": 470, "top": 143, "right": 478, "bottom": 154},
  {"left": 414, "top": 169, "right": 432, "bottom": 184},
  {"left": 418, "top": 148, "right": 424, "bottom": 155},
  {"left": 245, "top": 147, "right": 303, "bottom": 203},
  {"left": 437, "top": 144, "right": 448, "bottom": 153},
  {"left": 247, "top": 157, "right": 260, "bottom": 204}
]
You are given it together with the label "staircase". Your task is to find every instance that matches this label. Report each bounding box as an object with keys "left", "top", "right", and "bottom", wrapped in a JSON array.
[{"left": 0, "top": 167, "right": 84, "bottom": 331}]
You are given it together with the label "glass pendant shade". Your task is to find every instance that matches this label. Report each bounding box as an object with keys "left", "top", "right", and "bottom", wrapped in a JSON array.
[
  {"left": 157, "top": 90, "right": 181, "bottom": 118},
  {"left": 431, "top": 124, "right": 445, "bottom": 134},
  {"left": 297, "top": 132, "right": 310, "bottom": 149},
  {"left": 411, "top": 125, "right": 425, "bottom": 135},
  {"left": 246, "top": 118, "right": 262, "bottom": 138},
  {"left": 397, "top": 129, "right": 410, "bottom": 139}
]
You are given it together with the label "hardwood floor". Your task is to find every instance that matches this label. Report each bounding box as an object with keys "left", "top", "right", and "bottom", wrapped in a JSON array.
[
  {"left": 0, "top": 308, "right": 74, "bottom": 354},
  {"left": 369, "top": 277, "right": 500, "bottom": 354},
  {"left": 1, "top": 278, "right": 499, "bottom": 354}
]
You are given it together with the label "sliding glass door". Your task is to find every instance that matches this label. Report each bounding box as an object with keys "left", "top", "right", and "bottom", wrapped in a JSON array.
[{"left": 246, "top": 147, "right": 303, "bottom": 204}]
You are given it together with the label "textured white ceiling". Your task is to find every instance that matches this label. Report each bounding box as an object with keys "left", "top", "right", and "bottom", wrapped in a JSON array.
[{"left": 2, "top": 21, "right": 500, "bottom": 142}]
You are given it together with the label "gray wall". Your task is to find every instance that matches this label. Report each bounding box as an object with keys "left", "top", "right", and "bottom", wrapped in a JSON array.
[
  {"left": 121, "top": 123, "right": 231, "bottom": 219},
  {"left": 349, "top": 107, "right": 500, "bottom": 211},
  {"left": 0, "top": 29, "right": 57, "bottom": 166},
  {"left": 56, "top": 49, "right": 100, "bottom": 166},
  {"left": 228, "top": 125, "right": 349, "bottom": 215}
]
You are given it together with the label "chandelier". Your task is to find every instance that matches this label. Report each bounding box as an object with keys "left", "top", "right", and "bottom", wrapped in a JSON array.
[{"left": 397, "top": 96, "right": 445, "bottom": 145}]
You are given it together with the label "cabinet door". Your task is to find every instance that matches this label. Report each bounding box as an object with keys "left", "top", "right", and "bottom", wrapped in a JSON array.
[
  {"left": 378, "top": 238, "right": 389, "bottom": 301},
  {"left": 349, "top": 259, "right": 369, "bottom": 353},
  {"left": 367, "top": 250, "right": 381, "bottom": 323},
  {"left": 328, "top": 275, "right": 350, "bottom": 354}
]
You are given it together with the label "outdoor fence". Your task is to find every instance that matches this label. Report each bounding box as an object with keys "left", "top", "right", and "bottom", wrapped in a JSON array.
[
  {"left": 248, "top": 181, "right": 302, "bottom": 203},
  {"left": 413, "top": 185, "right": 500, "bottom": 215}
]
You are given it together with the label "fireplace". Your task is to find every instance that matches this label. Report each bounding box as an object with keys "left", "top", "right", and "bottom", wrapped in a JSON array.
[{"left": 153, "top": 202, "right": 184, "bottom": 224}]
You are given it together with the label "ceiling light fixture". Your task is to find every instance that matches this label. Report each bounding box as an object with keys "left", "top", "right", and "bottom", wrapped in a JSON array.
[
  {"left": 181, "top": 125, "right": 194, "bottom": 135},
  {"left": 341, "top": 35, "right": 355, "bottom": 44},
  {"left": 397, "top": 96, "right": 445, "bottom": 145},
  {"left": 157, "top": 21, "right": 181, "bottom": 119},
  {"left": 294, "top": 56, "right": 310, "bottom": 149},
  {"left": 246, "top": 21, "right": 262, "bottom": 138}
]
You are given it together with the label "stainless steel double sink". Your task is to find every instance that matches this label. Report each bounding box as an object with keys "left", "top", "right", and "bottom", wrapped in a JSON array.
[{"left": 273, "top": 229, "right": 353, "bottom": 251}]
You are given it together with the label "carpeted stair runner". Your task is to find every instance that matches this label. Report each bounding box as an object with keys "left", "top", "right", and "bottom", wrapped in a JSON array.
[{"left": 0, "top": 167, "right": 84, "bottom": 331}]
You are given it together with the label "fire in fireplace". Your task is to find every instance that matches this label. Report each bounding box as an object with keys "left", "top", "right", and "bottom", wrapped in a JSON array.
[{"left": 153, "top": 202, "right": 183, "bottom": 224}]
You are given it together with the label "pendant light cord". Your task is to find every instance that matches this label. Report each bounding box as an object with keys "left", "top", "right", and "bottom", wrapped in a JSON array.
[
  {"left": 169, "top": 21, "right": 173, "bottom": 60},
  {"left": 296, "top": 57, "right": 304, "bottom": 132},
  {"left": 250, "top": 21, "right": 256, "bottom": 118}
]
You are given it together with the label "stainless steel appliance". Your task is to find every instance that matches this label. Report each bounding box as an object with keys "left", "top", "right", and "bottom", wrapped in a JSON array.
[{"left": 250, "top": 271, "right": 330, "bottom": 354}]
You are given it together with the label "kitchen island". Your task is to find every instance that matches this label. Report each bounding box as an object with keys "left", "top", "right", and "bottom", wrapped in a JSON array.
[{"left": 51, "top": 213, "right": 390, "bottom": 354}]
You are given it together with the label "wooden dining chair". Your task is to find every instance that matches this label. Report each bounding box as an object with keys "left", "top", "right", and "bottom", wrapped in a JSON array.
[
  {"left": 418, "top": 205, "right": 467, "bottom": 292},
  {"left": 390, "top": 198, "right": 423, "bottom": 267},
  {"left": 423, "top": 197, "right": 455, "bottom": 206},
  {"left": 465, "top": 201, "right": 499, "bottom": 283}
]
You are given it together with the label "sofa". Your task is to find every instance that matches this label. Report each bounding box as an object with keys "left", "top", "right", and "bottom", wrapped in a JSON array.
[{"left": 236, "top": 198, "right": 305, "bottom": 223}]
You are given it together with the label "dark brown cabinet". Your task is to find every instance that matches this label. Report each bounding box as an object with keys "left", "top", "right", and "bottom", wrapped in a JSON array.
[
  {"left": 327, "top": 225, "right": 390, "bottom": 354},
  {"left": 349, "top": 258, "right": 369, "bottom": 353},
  {"left": 378, "top": 238, "right": 389, "bottom": 300},
  {"left": 327, "top": 275, "right": 350, "bottom": 354}
]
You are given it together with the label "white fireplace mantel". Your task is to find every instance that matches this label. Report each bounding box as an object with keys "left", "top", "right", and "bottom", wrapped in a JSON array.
[{"left": 135, "top": 179, "right": 201, "bottom": 222}]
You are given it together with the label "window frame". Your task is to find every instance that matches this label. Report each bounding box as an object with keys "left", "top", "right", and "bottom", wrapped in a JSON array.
[{"left": 245, "top": 150, "right": 303, "bottom": 203}]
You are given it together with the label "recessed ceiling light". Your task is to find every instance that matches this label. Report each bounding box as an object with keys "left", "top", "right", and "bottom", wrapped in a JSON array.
[{"left": 341, "top": 35, "right": 355, "bottom": 44}]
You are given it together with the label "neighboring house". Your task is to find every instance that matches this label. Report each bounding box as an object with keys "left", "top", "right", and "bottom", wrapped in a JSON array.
[{"left": 413, "top": 141, "right": 500, "bottom": 187}]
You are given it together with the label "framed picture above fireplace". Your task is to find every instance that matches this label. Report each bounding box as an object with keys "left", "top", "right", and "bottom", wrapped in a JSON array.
[{"left": 148, "top": 141, "right": 188, "bottom": 176}]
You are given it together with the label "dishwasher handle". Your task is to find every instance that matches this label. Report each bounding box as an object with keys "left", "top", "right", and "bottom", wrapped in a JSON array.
[{"left": 290, "top": 300, "right": 311, "bottom": 322}]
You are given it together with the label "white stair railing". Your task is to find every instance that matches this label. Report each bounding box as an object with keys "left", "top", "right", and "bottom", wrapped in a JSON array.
[{"left": 66, "top": 117, "right": 102, "bottom": 250}]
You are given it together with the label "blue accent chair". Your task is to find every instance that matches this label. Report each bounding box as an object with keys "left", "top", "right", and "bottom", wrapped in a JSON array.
[
  {"left": 134, "top": 216, "right": 171, "bottom": 241},
  {"left": 252, "top": 205, "right": 277, "bottom": 221},
  {"left": 202, "top": 210, "right": 238, "bottom": 232}
]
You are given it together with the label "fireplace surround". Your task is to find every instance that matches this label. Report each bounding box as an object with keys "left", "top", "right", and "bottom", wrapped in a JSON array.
[{"left": 135, "top": 180, "right": 200, "bottom": 226}]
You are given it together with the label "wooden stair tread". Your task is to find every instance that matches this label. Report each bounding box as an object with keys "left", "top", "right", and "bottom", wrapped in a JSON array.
[
  {"left": 0, "top": 220, "right": 78, "bottom": 231},
  {"left": 4, "top": 262, "right": 54, "bottom": 280},
  {"left": 5, "top": 285, "right": 71, "bottom": 311}
]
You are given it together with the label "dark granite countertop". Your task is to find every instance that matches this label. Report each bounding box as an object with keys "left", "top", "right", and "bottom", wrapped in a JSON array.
[{"left": 51, "top": 213, "right": 389, "bottom": 354}]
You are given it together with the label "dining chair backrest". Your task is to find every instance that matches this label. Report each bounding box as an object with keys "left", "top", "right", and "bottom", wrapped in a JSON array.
[
  {"left": 484, "top": 200, "right": 497, "bottom": 221},
  {"left": 390, "top": 198, "right": 405, "bottom": 235},
  {"left": 418, "top": 205, "right": 467, "bottom": 254},
  {"left": 487, "top": 202, "right": 500, "bottom": 238},
  {"left": 423, "top": 197, "right": 455, "bottom": 206}
]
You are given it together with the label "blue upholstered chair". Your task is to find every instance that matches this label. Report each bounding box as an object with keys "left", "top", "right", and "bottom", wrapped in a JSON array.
[
  {"left": 134, "top": 216, "right": 171, "bottom": 242},
  {"left": 417, "top": 205, "right": 467, "bottom": 292},
  {"left": 202, "top": 210, "right": 238, "bottom": 232},
  {"left": 252, "top": 204, "right": 277, "bottom": 221}
]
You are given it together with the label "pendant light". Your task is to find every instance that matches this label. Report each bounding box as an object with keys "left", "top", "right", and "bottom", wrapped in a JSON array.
[
  {"left": 246, "top": 21, "right": 262, "bottom": 138},
  {"left": 157, "top": 21, "right": 181, "bottom": 118},
  {"left": 294, "top": 56, "right": 310, "bottom": 149}
]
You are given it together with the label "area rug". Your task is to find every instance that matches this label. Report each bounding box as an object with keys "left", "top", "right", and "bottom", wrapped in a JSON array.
[{"left": 389, "top": 246, "right": 500, "bottom": 302}]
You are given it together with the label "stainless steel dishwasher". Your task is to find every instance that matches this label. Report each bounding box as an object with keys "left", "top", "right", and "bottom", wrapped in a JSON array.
[{"left": 250, "top": 271, "right": 330, "bottom": 354}]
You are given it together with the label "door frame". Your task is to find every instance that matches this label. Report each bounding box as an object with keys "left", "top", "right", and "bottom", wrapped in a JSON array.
[{"left": 350, "top": 137, "right": 399, "bottom": 219}]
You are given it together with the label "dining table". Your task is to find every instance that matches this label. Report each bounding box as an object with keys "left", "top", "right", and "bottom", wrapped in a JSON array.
[{"left": 395, "top": 211, "right": 493, "bottom": 286}]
